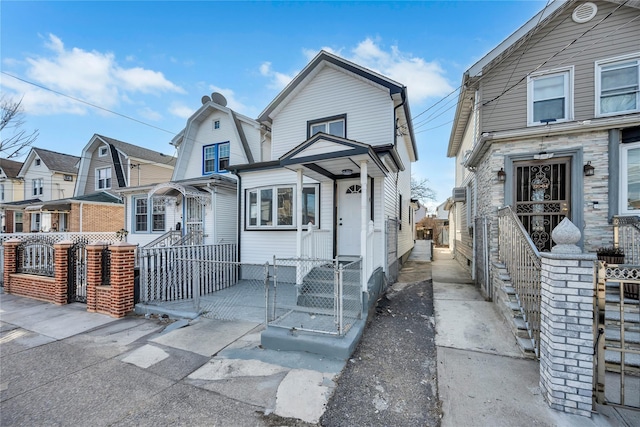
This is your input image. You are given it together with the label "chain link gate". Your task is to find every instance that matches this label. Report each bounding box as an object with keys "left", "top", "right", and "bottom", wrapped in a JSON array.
[{"left": 386, "top": 218, "right": 399, "bottom": 284}]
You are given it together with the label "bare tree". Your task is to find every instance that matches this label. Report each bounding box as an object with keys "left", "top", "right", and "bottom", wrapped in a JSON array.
[
  {"left": 1, "top": 95, "right": 38, "bottom": 159},
  {"left": 411, "top": 175, "right": 436, "bottom": 203}
]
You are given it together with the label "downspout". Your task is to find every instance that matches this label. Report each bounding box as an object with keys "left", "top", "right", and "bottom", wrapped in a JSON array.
[
  {"left": 228, "top": 169, "right": 242, "bottom": 262},
  {"left": 79, "top": 202, "right": 84, "bottom": 232},
  {"left": 393, "top": 94, "right": 405, "bottom": 266}
]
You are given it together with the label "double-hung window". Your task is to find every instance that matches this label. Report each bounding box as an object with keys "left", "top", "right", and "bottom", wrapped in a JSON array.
[
  {"left": 133, "top": 196, "right": 165, "bottom": 232},
  {"left": 621, "top": 141, "right": 640, "bottom": 214},
  {"left": 14, "top": 212, "right": 23, "bottom": 232},
  {"left": 308, "top": 115, "right": 346, "bottom": 138},
  {"left": 96, "top": 167, "right": 112, "bottom": 189},
  {"left": 527, "top": 67, "right": 573, "bottom": 126},
  {"left": 596, "top": 54, "right": 640, "bottom": 116},
  {"left": 247, "top": 185, "right": 319, "bottom": 229},
  {"left": 203, "top": 142, "right": 230, "bottom": 174},
  {"left": 32, "top": 178, "right": 43, "bottom": 196}
]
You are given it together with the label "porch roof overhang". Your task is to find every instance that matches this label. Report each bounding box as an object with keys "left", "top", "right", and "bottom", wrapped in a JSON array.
[
  {"left": 40, "top": 202, "right": 71, "bottom": 212},
  {"left": 278, "top": 133, "right": 389, "bottom": 181},
  {"left": 148, "top": 182, "right": 210, "bottom": 204}
]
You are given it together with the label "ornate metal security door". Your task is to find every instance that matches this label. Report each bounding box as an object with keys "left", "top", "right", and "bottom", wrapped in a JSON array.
[{"left": 513, "top": 158, "right": 570, "bottom": 252}]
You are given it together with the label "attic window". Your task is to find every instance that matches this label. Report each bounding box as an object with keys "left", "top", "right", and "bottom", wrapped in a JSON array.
[
  {"left": 213, "top": 120, "right": 220, "bottom": 130},
  {"left": 572, "top": 2, "right": 597, "bottom": 23},
  {"left": 99, "top": 146, "right": 108, "bottom": 157},
  {"left": 35, "top": 159, "right": 41, "bottom": 166}
]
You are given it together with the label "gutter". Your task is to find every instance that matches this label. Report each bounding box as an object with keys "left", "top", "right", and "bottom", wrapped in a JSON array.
[{"left": 227, "top": 168, "right": 242, "bottom": 263}]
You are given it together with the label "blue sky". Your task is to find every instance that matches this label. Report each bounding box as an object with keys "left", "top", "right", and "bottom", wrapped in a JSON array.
[{"left": 1, "top": 0, "right": 546, "bottom": 208}]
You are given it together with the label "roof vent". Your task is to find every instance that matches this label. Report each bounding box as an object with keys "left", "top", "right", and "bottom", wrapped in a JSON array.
[{"left": 572, "top": 2, "right": 597, "bottom": 23}]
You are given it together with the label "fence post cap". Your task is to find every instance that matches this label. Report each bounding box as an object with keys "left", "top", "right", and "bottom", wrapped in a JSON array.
[
  {"left": 54, "top": 240, "right": 74, "bottom": 247},
  {"left": 109, "top": 242, "right": 137, "bottom": 251},
  {"left": 3, "top": 238, "right": 22, "bottom": 245}
]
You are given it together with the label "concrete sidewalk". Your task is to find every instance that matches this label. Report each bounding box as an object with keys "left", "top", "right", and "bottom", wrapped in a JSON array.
[{"left": 432, "top": 247, "right": 638, "bottom": 427}]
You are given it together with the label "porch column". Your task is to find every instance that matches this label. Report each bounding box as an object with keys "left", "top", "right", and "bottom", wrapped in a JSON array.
[
  {"left": 296, "top": 168, "right": 303, "bottom": 258},
  {"left": 360, "top": 160, "right": 368, "bottom": 291}
]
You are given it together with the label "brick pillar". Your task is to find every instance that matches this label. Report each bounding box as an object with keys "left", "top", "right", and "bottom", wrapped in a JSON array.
[
  {"left": 109, "top": 242, "right": 136, "bottom": 318},
  {"left": 85, "top": 242, "right": 105, "bottom": 313},
  {"left": 3, "top": 239, "right": 21, "bottom": 294},
  {"left": 53, "top": 241, "right": 74, "bottom": 305},
  {"left": 538, "top": 217, "right": 598, "bottom": 419}
]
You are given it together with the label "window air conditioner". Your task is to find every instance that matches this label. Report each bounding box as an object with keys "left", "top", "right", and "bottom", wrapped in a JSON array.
[{"left": 452, "top": 187, "right": 466, "bottom": 202}]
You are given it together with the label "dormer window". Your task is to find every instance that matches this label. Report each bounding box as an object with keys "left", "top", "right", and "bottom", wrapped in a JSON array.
[
  {"left": 308, "top": 115, "right": 346, "bottom": 138},
  {"left": 99, "top": 146, "right": 109, "bottom": 157}
]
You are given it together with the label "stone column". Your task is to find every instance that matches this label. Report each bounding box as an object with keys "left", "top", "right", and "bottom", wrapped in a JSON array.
[{"left": 539, "top": 218, "right": 596, "bottom": 417}]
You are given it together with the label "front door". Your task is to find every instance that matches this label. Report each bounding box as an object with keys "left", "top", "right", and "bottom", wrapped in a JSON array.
[
  {"left": 513, "top": 157, "right": 571, "bottom": 252},
  {"left": 184, "top": 197, "right": 204, "bottom": 244},
  {"left": 337, "top": 181, "right": 362, "bottom": 256}
]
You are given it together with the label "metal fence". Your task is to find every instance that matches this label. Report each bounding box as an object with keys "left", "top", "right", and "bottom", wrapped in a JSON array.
[
  {"left": 266, "top": 257, "right": 362, "bottom": 336},
  {"left": 138, "top": 243, "right": 237, "bottom": 302},
  {"left": 614, "top": 215, "right": 640, "bottom": 264},
  {"left": 475, "top": 216, "right": 492, "bottom": 300},
  {"left": 16, "top": 238, "right": 55, "bottom": 276},
  {"left": 386, "top": 219, "right": 399, "bottom": 284}
]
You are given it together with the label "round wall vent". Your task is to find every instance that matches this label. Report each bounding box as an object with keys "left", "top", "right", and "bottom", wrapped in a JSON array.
[{"left": 572, "top": 2, "right": 597, "bottom": 23}]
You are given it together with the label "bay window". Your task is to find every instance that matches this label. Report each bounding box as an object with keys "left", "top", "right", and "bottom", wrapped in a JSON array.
[{"left": 246, "top": 185, "right": 319, "bottom": 229}]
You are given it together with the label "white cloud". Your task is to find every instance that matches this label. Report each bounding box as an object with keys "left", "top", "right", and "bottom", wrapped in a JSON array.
[
  {"left": 2, "top": 34, "right": 184, "bottom": 116},
  {"left": 137, "top": 107, "right": 163, "bottom": 121},
  {"left": 259, "top": 61, "right": 296, "bottom": 90},
  {"left": 168, "top": 103, "right": 195, "bottom": 119},
  {"left": 267, "top": 39, "right": 453, "bottom": 104}
]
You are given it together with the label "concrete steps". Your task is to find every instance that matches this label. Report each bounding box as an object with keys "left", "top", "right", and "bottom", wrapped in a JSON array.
[
  {"left": 493, "top": 262, "right": 536, "bottom": 358},
  {"left": 296, "top": 266, "right": 361, "bottom": 317}
]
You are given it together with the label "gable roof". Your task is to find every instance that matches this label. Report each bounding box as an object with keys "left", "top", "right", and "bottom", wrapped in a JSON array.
[
  {"left": 447, "top": 0, "right": 640, "bottom": 157},
  {"left": 0, "top": 158, "right": 23, "bottom": 178},
  {"left": 18, "top": 147, "right": 79, "bottom": 177},
  {"left": 258, "top": 50, "right": 418, "bottom": 161},
  {"left": 95, "top": 134, "right": 176, "bottom": 165}
]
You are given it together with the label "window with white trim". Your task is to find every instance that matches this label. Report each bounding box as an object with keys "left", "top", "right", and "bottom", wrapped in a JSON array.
[
  {"left": 132, "top": 196, "right": 166, "bottom": 233},
  {"left": 527, "top": 68, "right": 573, "bottom": 126},
  {"left": 96, "top": 167, "right": 111, "bottom": 190},
  {"left": 596, "top": 54, "right": 640, "bottom": 116},
  {"left": 14, "top": 212, "right": 23, "bottom": 232},
  {"left": 203, "top": 142, "right": 230, "bottom": 174},
  {"left": 621, "top": 141, "right": 640, "bottom": 214},
  {"left": 246, "top": 185, "right": 319, "bottom": 229},
  {"left": 31, "top": 212, "right": 41, "bottom": 232},
  {"left": 99, "top": 146, "right": 109, "bottom": 157},
  {"left": 308, "top": 115, "right": 346, "bottom": 138},
  {"left": 32, "top": 178, "right": 43, "bottom": 196}
]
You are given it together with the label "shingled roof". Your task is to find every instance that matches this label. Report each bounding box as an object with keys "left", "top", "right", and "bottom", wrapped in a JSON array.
[
  {"left": 96, "top": 134, "right": 176, "bottom": 166},
  {"left": 32, "top": 147, "right": 79, "bottom": 174},
  {"left": 0, "top": 158, "right": 23, "bottom": 178}
]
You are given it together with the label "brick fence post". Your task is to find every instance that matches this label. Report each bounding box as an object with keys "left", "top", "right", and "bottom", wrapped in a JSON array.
[
  {"left": 109, "top": 242, "right": 137, "bottom": 318},
  {"left": 53, "top": 241, "right": 74, "bottom": 305},
  {"left": 3, "top": 239, "right": 21, "bottom": 294},
  {"left": 85, "top": 242, "right": 105, "bottom": 313},
  {"left": 539, "top": 218, "right": 597, "bottom": 417}
]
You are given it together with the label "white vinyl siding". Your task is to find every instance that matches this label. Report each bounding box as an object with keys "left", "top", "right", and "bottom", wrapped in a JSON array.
[
  {"left": 480, "top": 2, "right": 640, "bottom": 132},
  {"left": 271, "top": 66, "right": 394, "bottom": 158}
]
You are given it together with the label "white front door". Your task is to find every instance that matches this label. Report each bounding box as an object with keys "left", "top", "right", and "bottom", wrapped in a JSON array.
[{"left": 337, "top": 180, "right": 363, "bottom": 256}]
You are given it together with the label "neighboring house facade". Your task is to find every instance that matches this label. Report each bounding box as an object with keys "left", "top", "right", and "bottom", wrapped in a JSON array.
[
  {"left": 0, "top": 158, "right": 24, "bottom": 232},
  {"left": 230, "top": 50, "right": 417, "bottom": 288},
  {"left": 447, "top": 0, "right": 640, "bottom": 280},
  {"left": 118, "top": 95, "right": 262, "bottom": 247},
  {"left": 16, "top": 147, "right": 79, "bottom": 232}
]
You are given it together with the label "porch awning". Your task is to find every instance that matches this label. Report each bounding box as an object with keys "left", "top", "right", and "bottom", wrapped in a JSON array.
[
  {"left": 25, "top": 205, "right": 43, "bottom": 211},
  {"left": 148, "top": 182, "right": 210, "bottom": 205},
  {"left": 41, "top": 202, "right": 71, "bottom": 212},
  {"left": 278, "top": 133, "right": 390, "bottom": 181}
]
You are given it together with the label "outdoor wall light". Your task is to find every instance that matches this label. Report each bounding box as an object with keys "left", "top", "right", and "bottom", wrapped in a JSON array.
[
  {"left": 342, "top": 169, "right": 353, "bottom": 176},
  {"left": 583, "top": 161, "right": 595, "bottom": 176},
  {"left": 497, "top": 168, "right": 506, "bottom": 182}
]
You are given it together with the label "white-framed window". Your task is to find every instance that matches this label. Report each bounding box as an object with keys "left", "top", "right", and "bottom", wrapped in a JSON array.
[
  {"left": 14, "top": 211, "right": 23, "bottom": 232},
  {"left": 32, "top": 178, "right": 43, "bottom": 196},
  {"left": 620, "top": 141, "right": 640, "bottom": 214},
  {"left": 213, "top": 120, "right": 220, "bottom": 130},
  {"left": 203, "top": 142, "right": 230, "bottom": 174},
  {"left": 308, "top": 115, "right": 346, "bottom": 138},
  {"left": 96, "top": 167, "right": 112, "bottom": 189},
  {"left": 31, "top": 212, "right": 41, "bottom": 232},
  {"left": 99, "top": 146, "right": 109, "bottom": 157},
  {"left": 132, "top": 196, "right": 165, "bottom": 233},
  {"left": 596, "top": 53, "right": 640, "bottom": 116},
  {"left": 527, "top": 67, "right": 573, "bottom": 126},
  {"left": 246, "top": 184, "right": 319, "bottom": 229}
]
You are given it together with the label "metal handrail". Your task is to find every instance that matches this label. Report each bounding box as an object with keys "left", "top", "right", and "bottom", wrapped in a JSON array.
[
  {"left": 143, "top": 230, "right": 182, "bottom": 248},
  {"left": 498, "top": 206, "right": 542, "bottom": 357}
]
